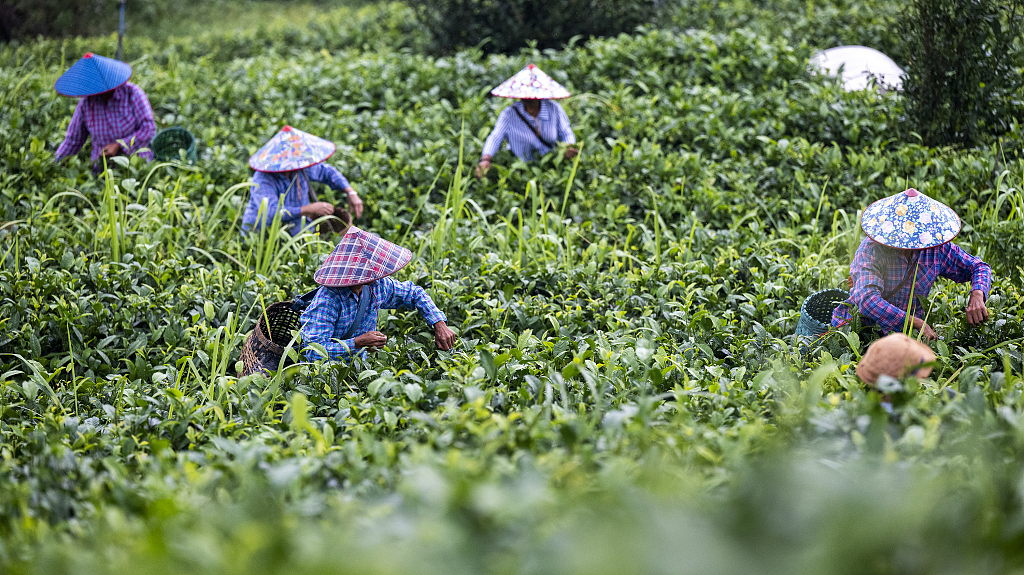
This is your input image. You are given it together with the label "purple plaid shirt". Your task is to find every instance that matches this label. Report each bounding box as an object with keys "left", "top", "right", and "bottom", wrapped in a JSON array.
[
  {"left": 242, "top": 164, "right": 351, "bottom": 236},
  {"left": 54, "top": 83, "right": 156, "bottom": 164},
  {"left": 832, "top": 237, "right": 992, "bottom": 333},
  {"left": 301, "top": 277, "right": 447, "bottom": 361}
]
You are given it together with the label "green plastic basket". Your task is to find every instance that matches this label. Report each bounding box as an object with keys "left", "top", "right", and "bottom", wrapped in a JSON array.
[{"left": 152, "top": 126, "right": 197, "bottom": 162}]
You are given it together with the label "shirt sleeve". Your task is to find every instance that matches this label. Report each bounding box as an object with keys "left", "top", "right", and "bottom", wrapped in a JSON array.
[
  {"left": 300, "top": 288, "right": 358, "bottom": 361},
  {"left": 377, "top": 277, "right": 447, "bottom": 326},
  {"left": 849, "top": 245, "right": 907, "bottom": 333},
  {"left": 553, "top": 101, "right": 576, "bottom": 145},
  {"left": 122, "top": 85, "right": 156, "bottom": 159},
  {"left": 249, "top": 175, "right": 301, "bottom": 229},
  {"left": 482, "top": 108, "right": 512, "bottom": 158},
  {"left": 307, "top": 163, "right": 351, "bottom": 191},
  {"left": 938, "top": 242, "right": 993, "bottom": 299},
  {"left": 55, "top": 100, "right": 89, "bottom": 162}
]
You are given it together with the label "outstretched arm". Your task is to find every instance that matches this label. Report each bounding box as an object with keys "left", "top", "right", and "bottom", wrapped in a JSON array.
[
  {"left": 307, "top": 163, "right": 362, "bottom": 218},
  {"left": 553, "top": 101, "right": 576, "bottom": 145},
  {"left": 54, "top": 101, "right": 89, "bottom": 162},
  {"left": 481, "top": 109, "right": 511, "bottom": 159},
  {"left": 377, "top": 277, "right": 454, "bottom": 349},
  {"left": 938, "top": 242, "right": 992, "bottom": 325},
  {"left": 121, "top": 85, "right": 156, "bottom": 159}
]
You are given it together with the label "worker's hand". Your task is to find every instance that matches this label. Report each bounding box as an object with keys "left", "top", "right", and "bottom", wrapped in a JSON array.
[
  {"left": 354, "top": 331, "right": 387, "bottom": 350},
  {"left": 475, "top": 158, "right": 491, "bottom": 180},
  {"left": 101, "top": 142, "right": 121, "bottom": 157},
  {"left": 345, "top": 188, "right": 364, "bottom": 219},
  {"left": 433, "top": 321, "right": 456, "bottom": 351},
  {"left": 966, "top": 289, "right": 989, "bottom": 326},
  {"left": 300, "top": 201, "right": 335, "bottom": 218},
  {"left": 911, "top": 317, "right": 939, "bottom": 341},
  {"left": 564, "top": 146, "right": 578, "bottom": 160}
]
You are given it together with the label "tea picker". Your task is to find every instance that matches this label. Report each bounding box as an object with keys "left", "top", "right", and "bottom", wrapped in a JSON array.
[
  {"left": 831, "top": 188, "right": 992, "bottom": 340},
  {"left": 476, "top": 64, "right": 578, "bottom": 179},
  {"left": 300, "top": 227, "right": 456, "bottom": 361},
  {"left": 242, "top": 126, "right": 364, "bottom": 237},
  {"left": 237, "top": 227, "right": 455, "bottom": 376},
  {"left": 53, "top": 52, "right": 157, "bottom": 172}
]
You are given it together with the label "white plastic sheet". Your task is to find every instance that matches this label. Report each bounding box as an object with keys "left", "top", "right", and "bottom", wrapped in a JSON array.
[{"left": 809, "top": 46, "right": 905, "bottom": 92}]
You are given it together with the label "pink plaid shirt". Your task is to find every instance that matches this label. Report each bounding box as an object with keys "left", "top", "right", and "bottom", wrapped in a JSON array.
[{"left": 55, "top": 82, "right": 156, "bottom": 164}]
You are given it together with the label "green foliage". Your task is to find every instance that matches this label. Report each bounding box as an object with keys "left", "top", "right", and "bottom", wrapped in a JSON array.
[
  {"left": 406, "top": 0, "right": 659, "bottom": 54},
  {"left": 899, "top": 0, "right": 1024, "bottom": 146},
  {"left": 1, "top": 0, "right": 1024, "bottom": 572}
]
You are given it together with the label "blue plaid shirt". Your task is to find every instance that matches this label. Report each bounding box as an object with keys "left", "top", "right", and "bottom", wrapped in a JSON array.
[
  {"left": 242, "top": 163, "right": 351, "bottom": 236},
  {"left": 832, "top": 238, "right": 992, "bottom": 333},
  {"left": 300, "top": 277, "right": 447, "bottom": 361}
]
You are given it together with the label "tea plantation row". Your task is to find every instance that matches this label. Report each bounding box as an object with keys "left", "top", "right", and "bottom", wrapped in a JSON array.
[{"left": 1, "top": 1, "right": 1024, "bottom": 572}]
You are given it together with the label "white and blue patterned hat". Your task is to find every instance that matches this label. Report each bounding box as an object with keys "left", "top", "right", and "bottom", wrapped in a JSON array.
[
  {"left": 491, "top": 64, "right": 571, "bottom": 100},
  {"left": 861, "top": 188, "right": 961, "bottom": 249},
  {"left": 249, "top": 126, "right": 336, "bottom": 173}
]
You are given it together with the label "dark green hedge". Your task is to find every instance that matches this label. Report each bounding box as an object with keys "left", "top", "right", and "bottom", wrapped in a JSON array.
[
  {"left": 406, "top": 0, "right": 659, "bottom": 54},
  {"left": 899, "top": 0, "right": 1024, "bottom": 146}
]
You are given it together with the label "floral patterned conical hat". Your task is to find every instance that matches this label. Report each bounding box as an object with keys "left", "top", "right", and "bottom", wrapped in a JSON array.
[
  {"left": 249, "top": 126, "right": 336, "bottom": 173},
  {"left": 490, "top": 64, "right": 571, "bottom": 100},
  {"left": 861, "top": 188, "right": 961, "bottom": 249}
]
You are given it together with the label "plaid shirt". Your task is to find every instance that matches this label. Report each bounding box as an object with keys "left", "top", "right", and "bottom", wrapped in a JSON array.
[
  {"left": 832, "top": 237, "right": 992, "bottom": 333},
  {"left": 300, "top": 277, "right": 446, "bottom": 361},
  {"left": 54, "top": 83, "right": 156, "bottom": 164},
  {"left": 242, "top": 163, "right": 351, "bottom": 236},
  {"left": 482, "top": 100, "right": 575, "bottom": 161}
]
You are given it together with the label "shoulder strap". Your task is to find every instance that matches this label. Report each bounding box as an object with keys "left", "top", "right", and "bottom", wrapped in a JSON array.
[
  {"left": 341, "top": 286, "right": 373, "bottom": 340},
  {"left": 291, "top": 287, "right": 320, "bottom": 311},
  {"left": 512, "top": 104, "right": 556, "bottom": 148}
]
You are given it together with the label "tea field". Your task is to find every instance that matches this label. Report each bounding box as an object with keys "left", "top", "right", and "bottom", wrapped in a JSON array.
[{"left": 2, "top": 1, "right": 1024, "bottom": 572}]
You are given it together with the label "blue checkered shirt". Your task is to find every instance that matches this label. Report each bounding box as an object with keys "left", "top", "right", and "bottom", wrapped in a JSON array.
[
  {"left": 832, "top": 238, "right": 992, "bottom": 333},
  {"left": 300, "top": 277, "right": 447, "bottom": 361}
]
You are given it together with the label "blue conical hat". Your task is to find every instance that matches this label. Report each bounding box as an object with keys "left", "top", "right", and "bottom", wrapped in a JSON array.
[
  {"left": 248, "top": 126, "right": 336, "bottom": 173},
  {"left": 54, "top": 53, "right": 132, "bottom": 97},
  {"left": 861, "top": 188, "right": 961, "bottom": 249},
  {"left": 490, "top": 64, "right": 571, "bottom": 100}
]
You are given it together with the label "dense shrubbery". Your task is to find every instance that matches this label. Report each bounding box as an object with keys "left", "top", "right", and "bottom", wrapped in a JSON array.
[
  {"left": 406, "top": 0, "right": 659, "bottom": 53},
  {"left": 899, "top": 0, "right": 1024, "bottom": 146},
  {"left": 2, "top": 1, "right": 1024, "bottom": 572}
]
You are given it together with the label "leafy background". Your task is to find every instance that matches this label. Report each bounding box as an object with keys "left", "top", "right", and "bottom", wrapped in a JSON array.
[{"left": 2, "top": 0, "right": 1024, "bottom": 572}]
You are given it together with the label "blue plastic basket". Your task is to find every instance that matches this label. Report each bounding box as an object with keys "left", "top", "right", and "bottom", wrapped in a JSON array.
[{"left": 796, "top": 288, "right": 850, "bottom": 337}]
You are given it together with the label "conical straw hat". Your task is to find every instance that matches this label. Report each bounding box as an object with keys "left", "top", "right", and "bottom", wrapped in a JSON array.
[
  {"left": 248, "top": 126, "right": 336, "bottom": 173},
  {"left": 54, "top": 52, "right": 132, "bottom": 97},
  {"left": 314, "top": 227, "right": 412, "bottom": 287},
  {"left": 490, "top": 64, "right": 571, "bottom": 100},
  {"left": 856, "top": 333, "right": 937, "bottom": 386},
  {"left": 861, "top": 188, "right": 960, "bottom": 249}
]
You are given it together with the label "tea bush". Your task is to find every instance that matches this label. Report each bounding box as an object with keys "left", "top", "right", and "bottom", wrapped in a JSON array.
[{"left": 2, "top": 1, "right": 1024, "bottom": 572}]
